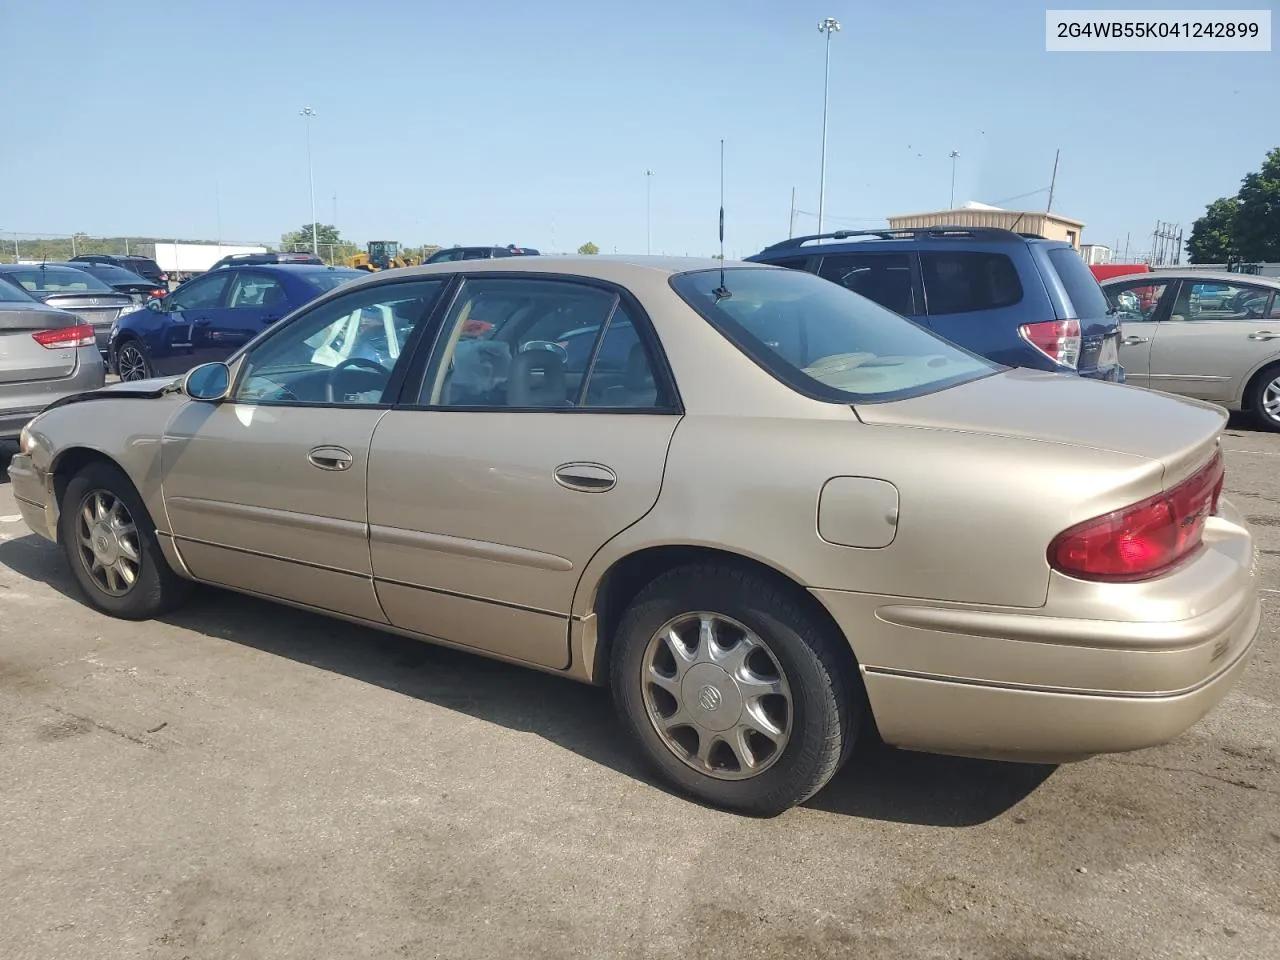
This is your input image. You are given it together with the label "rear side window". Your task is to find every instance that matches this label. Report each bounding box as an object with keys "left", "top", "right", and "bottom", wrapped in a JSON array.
[
  {"left": 1046, "top": 247, "right": 1109, "bottom": 319},
  {"left": 920, "top": 252, "right": 1022, "bottom": 315},
  {"left": 818, "top": 253, "right": 915, "bottom": 316}
]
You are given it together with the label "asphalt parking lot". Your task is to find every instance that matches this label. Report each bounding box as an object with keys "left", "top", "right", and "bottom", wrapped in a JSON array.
[{"left": 1, "top": 425, "right": 1277, "bottom": 960}]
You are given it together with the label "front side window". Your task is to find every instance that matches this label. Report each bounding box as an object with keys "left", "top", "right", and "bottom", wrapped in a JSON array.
[
  {"left": 671, "top": 266, "right": 994, "bottom": 403},
  {"left": 1104, "top": 280, "right": 1171, "bottom": 322},
  {"left": 234, "top": 279, "right": 445, "bottom": 405},
  {"left": 168, "top": 273, "right": 230, "bottom": 311},
  {"left": 919, "top": 251, "right": 1022, "bottom": 315},
  {"left": 417, "top": 277, "right": 663, "bottom": 409},
  {"left": 817, "top": 253, "right": 915, "bottom": 316},
  {"left": 227, "top": 272, "right": 286, "bottom": 309},
  {"left": 1171, "top": 280, "right": 1276, "bottom": 322}
]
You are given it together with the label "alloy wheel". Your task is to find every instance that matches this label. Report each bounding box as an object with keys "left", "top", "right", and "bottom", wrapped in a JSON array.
[
  {"left": 74, "top": 490, "right": 141, "bottom": 597},
  {"left": 1264, "top": 374, "right": 1280, "bottom": 424},
  {"left": 117, "top": 343, "right": 148, "bottom": 381},
  {"left": 640, "top": 612, "right": 792, "bottom": 780}
]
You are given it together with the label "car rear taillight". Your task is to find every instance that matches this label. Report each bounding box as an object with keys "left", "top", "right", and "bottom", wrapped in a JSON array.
[
  {"left": 150, "top": 288, "right": 167, "bottom": 299},
  {"left": 32, "top": 324, "right": 97, "bottom": 349},
  {"left": 1049, "top": 451, "right": 1225, "bottom": 582},
  {"left": 1018, "top": 318, "right": 1081, "bottom": 369}
]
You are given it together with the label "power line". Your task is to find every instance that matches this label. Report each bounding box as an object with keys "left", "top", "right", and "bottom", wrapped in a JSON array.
[
  {"left": 982, "top": 186, "right": 1051, "bottom": 207},
  {"left": 793, "top": 208, "right": 887, "bottom": 224}
]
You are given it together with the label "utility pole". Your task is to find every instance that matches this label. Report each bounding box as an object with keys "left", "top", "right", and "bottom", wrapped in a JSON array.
[
  {"left": 645, "top": 169, "right": 654, "bottom": 255},
  {"left": 788, "top": 186, "right": 796, "bottom": 238},
  {"left": 948, "top": 150, "right": 960, "bottom": 209},
  {"left": 300, "top": 107, "right": 319, "bottom": 255},
  {"left": 817, "top": 17, "right": 841, "bottom": 233},
  {"left": 1046, "top": 149, "right": 1061, "bottom": 213}
]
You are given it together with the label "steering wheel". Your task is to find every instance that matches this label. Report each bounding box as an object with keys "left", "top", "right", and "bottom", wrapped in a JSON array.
[{"left": 325, "top": 356, "right": 391, "bottom": 403}]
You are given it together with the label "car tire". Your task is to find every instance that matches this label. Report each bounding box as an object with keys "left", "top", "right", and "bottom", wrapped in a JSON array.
[
  {"left": 611, "top": 563, "right": 860, "bottom": 816},
  {"left": 115, "top": 339, "right": 152, "bottom": 382},
  {"left": 1245, "top": 363, "right": 1280, "bottom": 433},
  {"left": 58, "top": 460, "right": 191, "bottom": 620}
]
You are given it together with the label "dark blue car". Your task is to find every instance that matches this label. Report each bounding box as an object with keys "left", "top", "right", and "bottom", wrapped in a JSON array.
[
  {"left": 109, "top": 264, "right": 365, "bottom": 381},
  {"left": 746, "top": 227, "right": 1123, "bottom": 381}
]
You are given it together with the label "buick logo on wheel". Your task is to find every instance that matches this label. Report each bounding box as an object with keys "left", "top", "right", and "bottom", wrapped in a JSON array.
[{"left": 697, "top": 684, "right": 722, "bottom": 712}]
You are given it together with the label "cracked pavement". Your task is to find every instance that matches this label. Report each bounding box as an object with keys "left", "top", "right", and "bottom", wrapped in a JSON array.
[{"left": 1, "top": 424, "right": 1277, "bottom": 960}]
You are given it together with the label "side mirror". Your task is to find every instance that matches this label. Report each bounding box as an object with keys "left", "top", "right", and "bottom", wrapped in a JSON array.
[{"left": 182, "top": 362, "right": 231, "bottom": 402}]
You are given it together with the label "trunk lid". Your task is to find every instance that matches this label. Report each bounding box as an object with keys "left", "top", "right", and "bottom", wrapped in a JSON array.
[
  {"left": 856, "top": 368, "right": 1225, "bottom": 485},
  {"left": 0, "top": 303, "right": 83, "bottom": 383}
]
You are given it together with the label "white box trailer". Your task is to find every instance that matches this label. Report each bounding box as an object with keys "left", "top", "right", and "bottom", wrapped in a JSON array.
[{"left": 153, "top": 243, "right": 266, "bottom": 276}]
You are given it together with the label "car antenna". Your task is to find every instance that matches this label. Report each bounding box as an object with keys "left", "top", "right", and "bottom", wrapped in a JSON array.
[{"left": 713, "top": 138, "right": 731, "bottom": 301}]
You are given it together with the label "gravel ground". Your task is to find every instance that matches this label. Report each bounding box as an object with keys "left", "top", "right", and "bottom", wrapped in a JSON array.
[{"left": 1, "top": 424, "right": 1277, "bottom": 960}]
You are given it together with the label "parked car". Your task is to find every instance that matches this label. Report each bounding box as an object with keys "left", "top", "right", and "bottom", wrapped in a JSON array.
[
  {"left": 109, "top": 264, "right": 365, "bottom": 381},
  {"left": 0, "top": 280, "right": 105, "bottom": 441},
  {"left": 1101, "top": 270, "right": 1280, "bottom": 430},
  {"left": 0, "top": 263, "right": 134, "bottom": 357},
  {"left": 747, "top": 227, "right": 1123, "bottom": 381},
  {"left": 208, "top": 251, "right": 324, "bottom": 271},
  {"left": 8, "top": 257, "right": 1257, "bottom": 815},
  {"left": 47, "top": 260, "right": 168, "bottom": 305},
  {"left": 424, "top": 244, "right": 540, "bottom": 264},
  {"left": 69, "top": 254, "right": 168, "bottom": 289}
]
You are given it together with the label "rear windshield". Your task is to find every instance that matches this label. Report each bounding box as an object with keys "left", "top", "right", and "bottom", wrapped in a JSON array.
[
  {"left": 1046, "top": 247, "right": 1110, "bottom": 318},
  {"left": 0, "top": 277, "right": 37, "bottom": 302},
  {"left": 4, "top": 266, "right": 114, "bottom": 293},
  {"left": 670, "top": 267, "right": 996, "bottom": 403},
  {"left": 78, "top": 263, "right": 154, "bottom": 286},
  {"left": 300, "top": 270, "right": 365, "bottom": 293}
]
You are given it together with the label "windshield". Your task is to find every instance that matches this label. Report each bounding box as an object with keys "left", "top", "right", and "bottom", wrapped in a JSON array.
[
  {"left": 670, "top": 266, "right": 996, "bottom": 403},
  {"left": 4, "top": 265, "right": 115, "bottom": 294},
  {"left": 76, "top": 263, "right": 154, "bottom": 286},
  {"left": 300, "top": 269, "right": 365, "bottom": 293}
]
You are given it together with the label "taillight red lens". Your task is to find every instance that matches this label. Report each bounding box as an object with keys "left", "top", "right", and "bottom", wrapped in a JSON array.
[
  {"left": 1049, "top": 451, "right": 1225, "bottom": 582},
  {"left": 151, "top": 288, "right": 167, "bottom": 298},
  {"left": 32, "top": 324, "right": 97, "bottom": 349},
  {"left": 1019, "top": 318, "right": 1081, "bottom": 369}
]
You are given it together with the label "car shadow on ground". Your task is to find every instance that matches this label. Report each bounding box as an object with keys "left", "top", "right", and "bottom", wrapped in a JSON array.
[{"left": 0, "top": 531, "right": 1053, "bottom": 826}]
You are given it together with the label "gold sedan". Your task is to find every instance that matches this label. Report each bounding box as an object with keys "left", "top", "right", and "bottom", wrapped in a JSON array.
[{"left": 8, "top": 257, "right": 1261, "bottom": 815}]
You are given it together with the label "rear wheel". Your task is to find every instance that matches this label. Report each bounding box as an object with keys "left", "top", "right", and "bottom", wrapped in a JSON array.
[
  {"left": 611, "top": 564, "right": 860, "bottom": 816},
  {"left": 116, "top": 340, "right": 151, "bottom": 382},
  {"left": 1245, "top": 363, "right": 1280, "bottom": 433},
  {"left": 58, "top": 461, "right": 190, "bottom": 619}
]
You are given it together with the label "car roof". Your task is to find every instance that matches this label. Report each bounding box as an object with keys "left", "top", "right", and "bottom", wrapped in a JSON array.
[
  {"left": 752, "top": 226, "right": 1074, "bottom": 257},
  {"left": 225, "top": 263, "right": 363, "bottom": 275},
  {"left": 1107, "top": 269, "right": 1280, "bottom": 288}
]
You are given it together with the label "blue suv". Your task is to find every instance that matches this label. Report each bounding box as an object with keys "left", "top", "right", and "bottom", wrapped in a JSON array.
[{"left": 746, "top": 227, "right": 1123, "bottom": 381}]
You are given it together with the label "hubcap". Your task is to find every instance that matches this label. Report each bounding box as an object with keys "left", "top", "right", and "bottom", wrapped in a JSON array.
[
  {"left": 640, "top": 612, "right": 792, "bottom": 781},
  {"left": 118, "top": 345, "right": 146, "bottom": 381},
  {"left": 74, "top": 490, "right": 140, "bottom": 597},
  {"left": 1263, "top": 375, "right": 1280, "bottom": 423}
]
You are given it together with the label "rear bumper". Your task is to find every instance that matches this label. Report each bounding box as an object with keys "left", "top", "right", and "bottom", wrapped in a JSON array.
[
  {"left": 0, "top": 407, "right": 45, "bottom": 441},
  {"left": 0, "top": 351, "right": 106, "bottom": 438},
  {"left": 1080, "top": 363, "right": 1125, "bottom": 383},
  {"left": 814, "top": 499, "right": 1259, "bottom": 763}
]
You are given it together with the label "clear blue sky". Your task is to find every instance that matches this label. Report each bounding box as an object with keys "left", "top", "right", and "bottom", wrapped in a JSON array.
[{"left": 2, "top": 0, "right": 1276, "bottom": 257}]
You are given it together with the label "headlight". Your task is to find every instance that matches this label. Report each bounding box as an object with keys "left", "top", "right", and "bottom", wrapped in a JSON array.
[{"left": 18, "top": 423, "right": 35, "bottom": 454}]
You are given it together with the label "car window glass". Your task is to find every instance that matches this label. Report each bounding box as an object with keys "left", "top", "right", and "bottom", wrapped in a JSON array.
[
  {"left": 1105, "top": 280, "right": 1171, "bottom": 322},
  {"left": 461, "top": 249, "right": 491, "bottom": 260},
  {"left": 1046, "top": 247, "right": 1109, "bottom": 318},
  {"left": 581, "top": 307, "right": 661, "bottom": 408},
  {"left": 5, "top": 266, "right": 115, "bottom": 293},
  {"left": 1170, "top": 280, "right": 1274, "bottom": 322},
  {"left": 234, "top": 279, "right": 445, "bottom": 405},
  {"left": 168, "top": 273, "right": 230, "bottom": 311},
  {"left": 818, "top": 253, "right": 915, "bottom": 315},
  {"left": 419, "top": 277, "right": 618, "bottom": 408},
  {"left": 768, "top": 256, "right": 811, "bottom": 270},
  {"left": 920, "top": 251, "right": 1022, "bottom": 315},
  {"left": 228, "top": 273, "right": 286, "bottom": 308}
]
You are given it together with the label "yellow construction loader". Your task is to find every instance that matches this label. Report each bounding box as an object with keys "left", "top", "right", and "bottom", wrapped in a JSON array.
[{"left": 345, "top": 241, "right": 420, "bottom": 272}]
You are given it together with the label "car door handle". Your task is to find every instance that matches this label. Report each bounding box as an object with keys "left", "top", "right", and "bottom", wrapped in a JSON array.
[
  {"left": 1121, "top": 335, "right": 1150, "bottom": 345},
  {"left": 193, "top": 317, "right": 213, "bottom": 326},
  {"left": 1247, "top": 331, "right": 1279, "bottom": 341},
  {"left": 553, "top": 462, "right": 616, "bottom": 492},
  {"left": 308, "top": 446, "right": 353, "bottom": 471}
]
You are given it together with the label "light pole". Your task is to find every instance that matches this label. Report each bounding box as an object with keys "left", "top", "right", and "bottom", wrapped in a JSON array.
[
  {"left": 817, "top": 17, "right": 840, "bottom": 234},
  {"left": 300, "top": 107, "right": 318, "bottom": 256},
  {"left": 949, "top": 150, "right": 960, "bottom": 208},
  {"left": 645, "top": 169, "right": 653, "bottom": 255}
]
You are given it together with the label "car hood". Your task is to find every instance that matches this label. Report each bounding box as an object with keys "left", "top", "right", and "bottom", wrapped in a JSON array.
[
  {"left": 39, "top": 374, "right": 182, "bottom": 414},
  {"left": 856, "top": 368, "right": 1226, "bottom": 481}
]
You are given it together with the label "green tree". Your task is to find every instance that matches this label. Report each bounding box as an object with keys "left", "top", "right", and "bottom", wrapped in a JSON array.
[
  {"left": 577, "top": 241, "right": 599, "bottom": 255},
  {"left": 1186, "top": 197, "right": 1239, "bottom": 263},
  {"left": 1234, "top": 146, "right": 1280, "bottom": 262},
  {"left": 281, "top": 223, "right": 342, "bottom": 251}
]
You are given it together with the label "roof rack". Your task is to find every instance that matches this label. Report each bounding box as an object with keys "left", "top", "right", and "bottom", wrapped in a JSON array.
[{"left": 758, "top": 225, "right": 1031, "bottom": 253}]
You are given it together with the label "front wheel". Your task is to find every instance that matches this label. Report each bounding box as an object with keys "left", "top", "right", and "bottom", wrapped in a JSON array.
[
  {"left": 611, "top": 564, "right": 860, "bottom": 816},
  {"left": 58, "top": 461, "right": 191, "bottom": 619},
  {"left": 1246, "top": 363, "right": 1280, "bottom": 433},
  {"left": 115, "top": 340, "right": 152, "bottom": 382}
]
